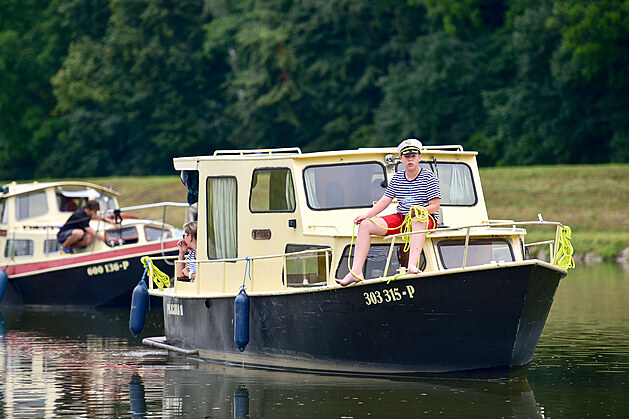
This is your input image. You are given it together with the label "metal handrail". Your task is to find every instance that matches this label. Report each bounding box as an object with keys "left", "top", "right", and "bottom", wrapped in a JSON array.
[
  {"left": 213, "top": 148, "right": 302, "bottom": 157},
  {"left": 147, "top": 220, "right": 564, "bottom": 290},
  {"left": 147, "top": 248, "right": 332, "bottom": 291}
]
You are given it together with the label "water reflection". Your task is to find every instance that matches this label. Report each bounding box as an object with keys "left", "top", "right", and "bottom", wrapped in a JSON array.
[
  {"left": 0, "top": 264, "right": 628, "bottom": 417},
  {"left": 528, "top": 263, "right": 629, "bottom": 417},
  {"left": 157, "top": 360, "right": 541, "bottom": 418}
]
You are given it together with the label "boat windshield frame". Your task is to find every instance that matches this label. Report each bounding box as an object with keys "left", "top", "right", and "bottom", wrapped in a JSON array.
[{"left": 303, "top": 161, "right": 388, "bottom": 210}]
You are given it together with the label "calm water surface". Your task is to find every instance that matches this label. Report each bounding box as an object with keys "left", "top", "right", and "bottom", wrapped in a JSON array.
[{"left": 1, "top": 264, "right": 628, "bottom": 418}]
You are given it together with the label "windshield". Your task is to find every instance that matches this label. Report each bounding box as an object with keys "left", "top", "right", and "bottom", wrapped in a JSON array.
[
  {"left": 396, "top": 161, "right": 477, "bottom": 206},
  {"left": 304, "top": 162, "right": 387, "bottom": 210}
]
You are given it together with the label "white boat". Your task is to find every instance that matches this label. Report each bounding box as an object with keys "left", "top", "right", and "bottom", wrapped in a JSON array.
[
  {"left": 0, "top": 181, "right": 183, "bottom": 307},
  {"left": 139, "top": 145, "right": 572, "bottom": 378}
]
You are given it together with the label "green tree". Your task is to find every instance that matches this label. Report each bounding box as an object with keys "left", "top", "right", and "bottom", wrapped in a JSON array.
[
  {"left": 0, "top": 0, "right": 69, "bottom": 179},
  {"left": 375, "top": 32, "right": 486, "bottom": 149},
  {"left": 48, "top": 0, "right": 228, "bottom": 176}
]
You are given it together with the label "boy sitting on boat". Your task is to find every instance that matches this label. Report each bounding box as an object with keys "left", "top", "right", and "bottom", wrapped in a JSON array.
[
  {"left": 336, "top": 139, "right": 441, "bottom": 286},
  {"left": 57, "top": 199, "right": 115, "bottom": 254}
]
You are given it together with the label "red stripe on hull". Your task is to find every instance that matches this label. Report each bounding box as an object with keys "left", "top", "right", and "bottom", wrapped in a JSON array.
[{"left": 5, "top": 240, "right": 178, "bottom": 277}]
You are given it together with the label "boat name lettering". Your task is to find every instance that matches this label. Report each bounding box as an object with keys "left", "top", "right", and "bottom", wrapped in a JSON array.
[
  {"left": 167, "top": 303, "right": 184, "bottom": 316},
  {"left": 86, "top": 260, "right": 130, "bottom": 276},
  {"left": 364, "top": 285, "right": 415, "bottom": 306}
]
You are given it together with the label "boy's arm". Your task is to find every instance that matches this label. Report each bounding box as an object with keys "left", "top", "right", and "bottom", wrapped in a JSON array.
[
  {"left": 354, "top": 195, "right": 393, "bottom": 224},
  {"left": 425, "top": 197, "right": 440, "bottom": 214}
]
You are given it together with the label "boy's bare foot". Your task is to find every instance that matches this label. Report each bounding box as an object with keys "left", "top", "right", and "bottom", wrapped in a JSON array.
[
  {"left": 336, "top": 271, "right": 363, "bottom": 286},
  {"left": 407, "top": 265, "right": 421, "bottom": 274}
]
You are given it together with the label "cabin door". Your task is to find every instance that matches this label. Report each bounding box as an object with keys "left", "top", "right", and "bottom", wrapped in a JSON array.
[{"left": 206, "top": 176, "right": 238, "bottom": 259}]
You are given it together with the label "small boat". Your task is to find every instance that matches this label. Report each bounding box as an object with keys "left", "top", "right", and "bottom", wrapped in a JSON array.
[
  {"left": 0, "top": 181, "right": 184, "bottom": 307},
  {"left": 139, "top": 145, "right": 573, "bottom": 378}
]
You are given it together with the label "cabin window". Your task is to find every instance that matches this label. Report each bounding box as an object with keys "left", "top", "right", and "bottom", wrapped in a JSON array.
[
  {"left": 145, "top": 226, "right": 173, "bottom": 242},
  {"left": 103, "top": 226, "right": 138, "bottom": 246},
  {"left": 207, "top": 176, "right": 237, "bottom": 259},
  {"left": 285, "top": 244, "right": 330, "bottom": 286},
  {"left": 336, "top": 244, "right": 426, "bottom": 280},
  {"left": 437, "top": 239, "right": 514, "bottom": 269},
  {"left": 44, "top": 239, "right": 60, "bottom": 254},
  {"left": 304, "top": 162, "right": 387, "bottom": 210},
  {"left": 250, "top": 168, "right": 295, "bottom": 212},
  {"left": 0, "top": 198, "right": 7, "bottom": 224},
  {"left": 4, "top": 239, "right": 34, "bottom": 258},
  {"left": 56, "top": 188, "right": 117, "bottom": 212},
  {"left": 396, "top": 161, "right": 477, "bottom": 206},
  {"left": 16, "top": 191, "right": 48, "bottom": 220}
]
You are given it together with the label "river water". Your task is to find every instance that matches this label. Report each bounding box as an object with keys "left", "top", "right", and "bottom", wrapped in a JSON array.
[{"left": 1, "top": 264, "right": 628, "bottom": 418}]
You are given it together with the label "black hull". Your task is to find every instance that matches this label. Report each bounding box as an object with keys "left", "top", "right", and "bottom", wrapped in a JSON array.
[
  {"left": 160, "top": 262, "right": 564, "bottom": 378},
  {"left": 6, "top": 250, "right": 177, "bottom": 307}
]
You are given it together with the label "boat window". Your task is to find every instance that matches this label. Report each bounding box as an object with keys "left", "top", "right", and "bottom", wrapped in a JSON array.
[
  {"left": 103, "top": 226, "right": 139, "bottom": 246},
  {"left": 304, "top": 162, "right": 387, "bottom": 210},
  {"left": 285, "top": 244, "right": 330, "bottom": 287},
  {"left": 56, "top": 188, "right": 117, "bottom": 212},
  {"left": 4, "top": 239, "right": 34, "bottom": 258},
  {"left": 16, "top": 191, "right": 48, "bottom": 220},
  {"left": 336, "top": 244, "right": 426, "bottom": 280},
  {"left": 437, "top": 239, "right": 514, "bottom": 269},
  {"left": 44, "top": 239, "right": 60, "bottom": 254},
  {"left": 250, "top": 168, "right": 296, "bottom": 212},
  {"left": 207, "top": 176, "right": 237, "bottom": 259},
  {"left": 396, "top": 161, "right": 477, "bottom": 206},
  {"left": 0, "top": 198, "right": 7, "bottom": 224},
  {"left": 145, "top": 226, "right": 173, "bottom": 242},
  {"left": 98, "top": 193, "right": 117, "bottom": 211}
]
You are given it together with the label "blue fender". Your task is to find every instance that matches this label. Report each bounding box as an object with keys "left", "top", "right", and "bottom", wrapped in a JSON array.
[
  {"left": 0, "top": 269, "right": 8, "bottom": 304},
  {"left": 129, "top": 279, "right": 149, "bottom": 337},
  {"left": 234, "top": 288, "right": 250, "bottom": 352}
]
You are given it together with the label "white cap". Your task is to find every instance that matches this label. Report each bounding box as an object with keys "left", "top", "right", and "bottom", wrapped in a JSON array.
[{"left": 397, "top": 138, "right": 422, "bottom": 155}]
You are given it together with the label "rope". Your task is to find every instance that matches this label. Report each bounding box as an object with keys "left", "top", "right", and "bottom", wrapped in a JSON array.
[
  {"left": 241, "top": 256, "right": 252, "bottom": 291},
  {"left": 346, "top": 206, "right": 435, "bottom": 281},
  {"left": 141, "top": 256, "right": 171, "bottom": 290},
  {"left": 553, "top": 226, "right": 575, "bottom": 270}
]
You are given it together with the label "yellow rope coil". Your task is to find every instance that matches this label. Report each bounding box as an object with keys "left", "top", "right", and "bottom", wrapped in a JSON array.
[
  {"left": 553, "top": 226, "right": 575, "bottom": 270},
  {"left": 141, "top": 256, "right": 171, "bottom": 290},
  {"left": 347, "top": 206, "right": 434, "bottom": 280}
]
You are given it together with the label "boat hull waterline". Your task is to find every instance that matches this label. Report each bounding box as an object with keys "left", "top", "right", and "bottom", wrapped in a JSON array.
[
  {"left": 150, "top": 261, "right": 564, "bottom": 378},
  {"left": 4, "top": 241, "right": 178, "bottom": 307}
]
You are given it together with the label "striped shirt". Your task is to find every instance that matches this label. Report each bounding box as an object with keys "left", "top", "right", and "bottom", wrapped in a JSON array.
[
  {"left": 384, "top": 169, "right": 441, "bottom": 220},
  {"left": 186, "top": 249, "right": 197, "bottom": 276}
]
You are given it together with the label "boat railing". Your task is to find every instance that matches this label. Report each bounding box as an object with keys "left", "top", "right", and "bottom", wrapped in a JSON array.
[
  {"left": 143, "top": 219, "right": 567, "bottom": 293},
  {"left": 145, "top": 247, "right": 332, "bottom": 293},
  {"left": 381, "top": 219, "right": 567, "bottom": 270},
  {"left": 213, "top": 147, "right": 302, "bottom": 157}
]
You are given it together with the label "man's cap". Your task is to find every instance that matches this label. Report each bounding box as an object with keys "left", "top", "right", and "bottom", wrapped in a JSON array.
[{"left": 397, "top": 138, "right": 422, "bottom": 155}]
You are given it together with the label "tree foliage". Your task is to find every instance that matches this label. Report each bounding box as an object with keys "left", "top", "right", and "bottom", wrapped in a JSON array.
[{"left": 0, "top": 0, "right": 628, "bottom": 179}]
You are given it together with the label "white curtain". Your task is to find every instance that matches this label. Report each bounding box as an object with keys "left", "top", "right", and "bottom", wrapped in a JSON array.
[
  {"left": 285, "top": 170, "right": 295, "bottom": 210},
  {"left": 209, "top": 177, "right": 237, "bottom": 259},
  {"left": 304, "top": 170, "right": 319, "bottom": 208},
  {"left": 449, "top": 165, "right": 474, "bottom": 205}
]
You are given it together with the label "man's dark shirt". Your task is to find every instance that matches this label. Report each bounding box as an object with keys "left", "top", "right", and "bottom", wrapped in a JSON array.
[{"left": 58, "top": 208, "right": 91, "bottom": 233}]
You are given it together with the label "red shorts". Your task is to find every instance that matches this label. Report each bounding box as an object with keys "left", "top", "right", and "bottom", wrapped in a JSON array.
[{"left": 380, "top": 213, "right": 437, "bottom": 236}]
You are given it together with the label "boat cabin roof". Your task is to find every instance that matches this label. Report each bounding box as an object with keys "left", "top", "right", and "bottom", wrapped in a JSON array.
[{"left": 1, "top": 181, "right": 119, "bottom": 199}]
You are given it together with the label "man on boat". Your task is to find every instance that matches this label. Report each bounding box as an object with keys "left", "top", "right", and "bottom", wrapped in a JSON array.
[
  {"left": 57, "top": 199, "right": 114, "bottom": 254},
  {"left": 337, "top": 138, "right": 441, "bottom": 286}
]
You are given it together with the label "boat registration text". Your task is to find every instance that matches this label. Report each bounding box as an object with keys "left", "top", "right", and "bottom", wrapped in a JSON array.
[
  {"left": 86, "top": 261, "right": 130, "bottom": 276},
  {"left": 364, "top": 285, "right": 416, "bottom": 306}
]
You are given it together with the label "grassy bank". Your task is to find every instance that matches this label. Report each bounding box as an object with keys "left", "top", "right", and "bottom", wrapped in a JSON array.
[
  {"left": 6, "top": 164, "right": 628, "bottom": 261},
  {"left": 480, "top": 164, "right": 629, "bottom": 261}
]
